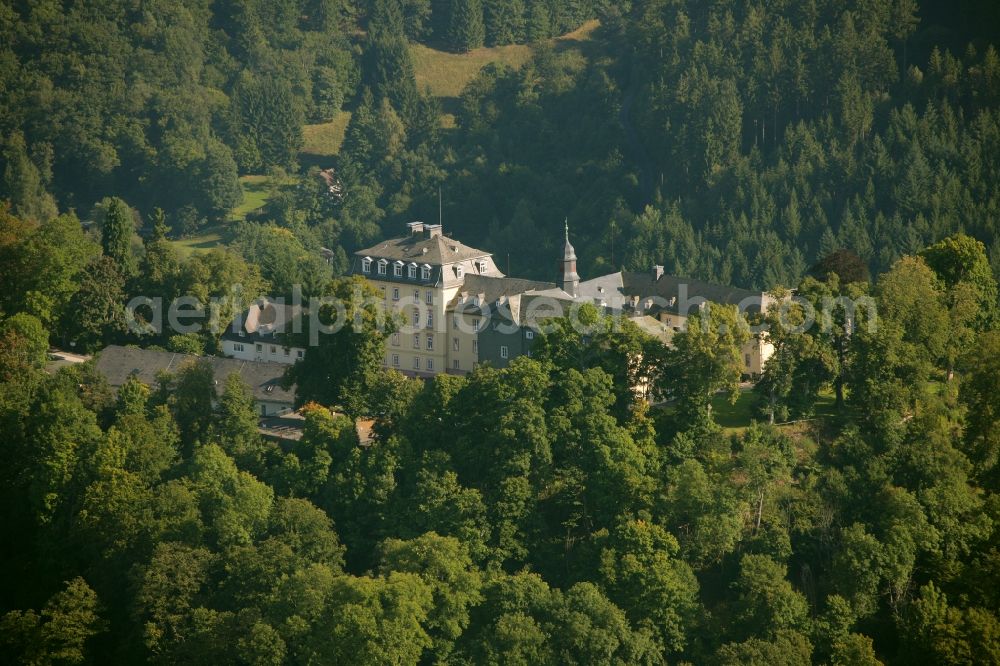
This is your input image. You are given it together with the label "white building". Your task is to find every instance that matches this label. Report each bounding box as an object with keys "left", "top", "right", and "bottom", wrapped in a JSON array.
[{"left": 220, "top": 299, "right": 306, "bottom": 365}]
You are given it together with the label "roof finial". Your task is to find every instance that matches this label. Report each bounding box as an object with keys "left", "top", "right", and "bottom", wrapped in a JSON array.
[{"left": 564, "top": 218, "right": 569, "bottom": 244}]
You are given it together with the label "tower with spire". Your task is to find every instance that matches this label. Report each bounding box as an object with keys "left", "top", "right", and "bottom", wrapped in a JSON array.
[{"left": 560, "top": 219, "right": 580, "bottom": 297}]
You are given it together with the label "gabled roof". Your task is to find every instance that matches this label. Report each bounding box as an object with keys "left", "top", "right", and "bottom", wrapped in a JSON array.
[
  {"left": 528, "top": 272, "right": 626, "bottom": 308},
  {"left": 450, "top": 275, "right": 556, "bottom": 313},
  {"left": 355, "top": 233, "right": 492, "bottom": 266},
  {"left": 94, "top": 345, "right": 295, "bottom": 405},
  {"left": 621, "top": 272, "right": 766, "bottom": 314}
]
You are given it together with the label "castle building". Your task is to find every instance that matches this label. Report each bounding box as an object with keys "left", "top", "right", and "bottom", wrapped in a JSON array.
[{"left": 351, "top": 222, "right": 776, "bottom": 379}]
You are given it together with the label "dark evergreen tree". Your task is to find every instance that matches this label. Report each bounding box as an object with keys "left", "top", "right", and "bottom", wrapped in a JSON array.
[
  {"left": 485, "top": 0, "right": 526, "bottom": 46},
  {"left": 447, "top": 0, "right": 485, "bottom": 52},
  {"left": 101, "top": 198, "right": 136, "bottom": 279}
]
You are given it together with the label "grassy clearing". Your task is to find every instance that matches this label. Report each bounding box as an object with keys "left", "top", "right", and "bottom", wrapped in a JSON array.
[
  {"left": 169, "top": 224, "right": 234, "bottom": 258},
  {"left": 302, "top": 112, "right": 352, "bottom": 158},
  {"left": 168, "top": 175, "right": 274, "bottom": 257},
  {"left": 711, "top": 390, "right": 758, "bottom": 434},
  {"left": 711, "top": 386, "right": 841, "bottom": 437},
  {"left": 230, "top": 175, "right": 270, "bottom": 221},
  {"left": 556, "top": 18, "right": 600, "bottom": 43},
  {"left": 410, "top": 42, "right": 535, "bottom": 99},
  {"left": 410, "top": 21, "right": 599, "bottom": 125}
]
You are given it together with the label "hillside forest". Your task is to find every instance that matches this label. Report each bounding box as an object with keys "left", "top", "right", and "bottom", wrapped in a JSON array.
[{"left": 3, "top": 0, "right": 1000, "bottom": 664}]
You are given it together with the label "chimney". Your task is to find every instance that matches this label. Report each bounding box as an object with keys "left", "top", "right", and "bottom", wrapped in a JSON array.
[
  {"left": 407, "top": 222, "right": 424, "bottom": 236},
  {"left": 424, "top": 224, "right": 442, "bottom": 238},
  {"left": 652, "top": 265, "right": 664, "bottom": 281}
]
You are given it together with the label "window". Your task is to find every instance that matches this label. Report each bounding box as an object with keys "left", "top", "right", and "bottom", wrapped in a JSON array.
[
  {"left": 525, "top": 330, "right": 534, "bottom": 340},
  {"left": 453, "top": 337, "right": 460, "bottom": 352},
  {"left": 394, "top": 262, "right": 403, "bottom": 277},
  {"left": 361, "top": 257, "right": 372, "bottom": 273},
  {"left": 408, "top": 264, "right": 417, "bottom": 279},
  {"left": 472, "top": 296, "right": 480, "bottom": 307},
  {"left": 473, "top": 319, "right": 480, "bottom": 332},
  {"left": 412, "top": 310, "right": 420, "bottom": 327},
  {"left": 413, "top": 334, "right": 420, "bottom": 349},
  {"left": 392, "top": 288, "right": 400, "bottom": 301},
  {"left": 426, "top": 311, "right": 433, "bottom": 329},
  {"left": 297, "top": 350, "right": 304, "bottom": 359},
  {"left": 477, "top": 260, "right": 488, "bottom": 273},
  {"left": 377, "top": 259, "right": 387, "bottom": 275},
  {"left": 456, "top": 265, "right": 463, "bottom": 279},
  {"left": 452, "top": 315, "right": 459, "bottom": 329},
  {"left": 427, "top": 358, "right": 433, "bottom": 371},
  {"left": 233, "top": 343, "right": 244, "bottom": 352},
  {"left": 255, "top": 343, "right": 262, "bottom": 351},
  {"left": 421, "top": 265, "right": 431, "bottom": 280},
  {"left": 270, "top": 345, "right": 276, "bottom": 353},
  {"left": 500, "top": 345, "right": 509, "bottom": 359},
  {"left": 284, "top": 348, "right": 290, "bottom": 356},
  {"left": 392, "top": 354, "right": 400, "bottom": 368},
  {"left": 453, "top": 359, "right": 460, "bottom": 370},
  {"left": 413, "top": 290, "right": 420, "bottom": 303},
  {"left": 745, "top": 353, "right": 752, "bottom": 367},
  {"left": 392, "top": 332, "right": 400, "bottom": 346},
  {"left": 380, "top": 286, "right": 386, "bottom": 299},
  {"left": 472, "top": 340, "right": 478, "bottom": 354},
  {"left": 426, "top": 335, "right": 433, "bottom": 351},
  {"left": 425, "top": 291, "right": 433, "bottom": 305},
  {"left": 413, "top": 356, "right": 420, "bottom": 370},
  {"left": 238, "top": 329, "right": 245, "bottom": 337}
]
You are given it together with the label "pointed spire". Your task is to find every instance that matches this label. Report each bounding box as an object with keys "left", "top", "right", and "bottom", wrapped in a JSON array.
[
  {"left": 562, "top": 218, "right": 577, "bottom": 261},
  {"left": 560, "top": 217, "right": 579, "bottom": 296}
]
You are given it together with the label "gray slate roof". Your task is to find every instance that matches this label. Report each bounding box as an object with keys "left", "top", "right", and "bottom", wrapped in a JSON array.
[
  {"left": 355, "top": 233, "right": 492, "bottom": 266},
  {"left": 451, "top": 275, "right": 557, "bottom": 313},
  {"left": 94, "top": 345, "right": 295, "bottom": 405},
  {"left": 621, "top": 271, "right": 766, "bottom": 314},
  {"left": 529, "top": 272, "right": 627, "bottom": 309}
]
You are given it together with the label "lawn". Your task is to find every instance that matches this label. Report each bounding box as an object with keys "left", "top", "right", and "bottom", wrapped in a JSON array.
[
  {"left": 169, "top": 224, "right": 234, "bottom": 259},
  {"left": 711, "top": 389, "right": 758, "bottom": 434},
  {"left": 301, "top": 112, "right": 352, "bottom": 160},
  {"left": 230, "top": 175, "right": 270, "bottom": 221},
  {"left": 167, "top": 175, "right": 273, "bottom": 257},
  {"left": 710, "top": 386, "right": 841, "bottom": 436}
]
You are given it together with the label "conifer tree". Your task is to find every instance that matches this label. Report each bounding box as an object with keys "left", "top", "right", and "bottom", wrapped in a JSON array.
[
  {"left": 525, "top": 0, "right": 550, "bottom": 42},
  {"left": 447, "top": 0, "right": 485, "bottom": 52},
  {"left": 101, "top": 198, "right": 135, "bottom": 279},
  {"left": 485, "top": 0, "right": 525, "bottom": 46}
]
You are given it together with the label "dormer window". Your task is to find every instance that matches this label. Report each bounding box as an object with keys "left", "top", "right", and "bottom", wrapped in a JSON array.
[
  {"left": 477, "top": 260, "right": 488, "bottom": 273},
  {"left": 361, "top": 257, "right": 372, "bottom": 273},
  {"left": 408, "top": 263, "right": 417, "bottom": 279},
  {"left": 393, "top": 261, "right": 403, "bottom": 277},
  {"left": 455, "top": 265, "right": 463, "bottom": 279},
  {"left": 421, "top": 265, "right": 431, "bottom": 280},
  {"left": 377, "top": 259, "right": 388, "bottom": 275}
]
